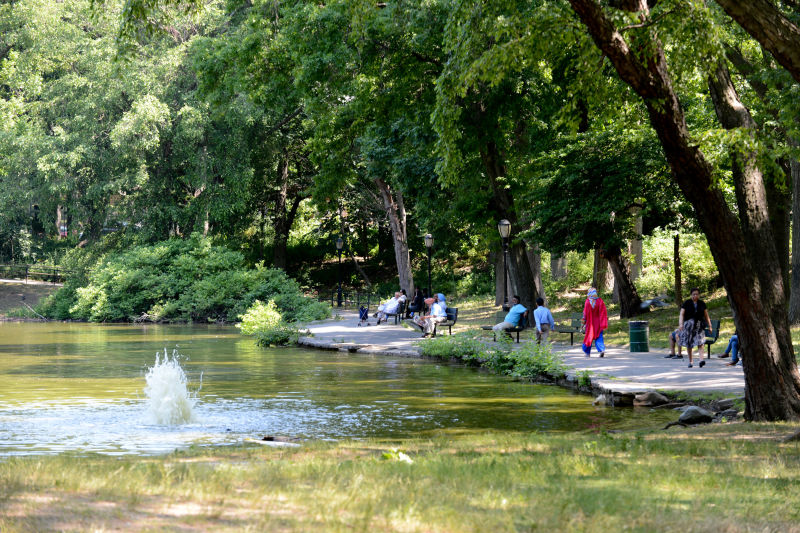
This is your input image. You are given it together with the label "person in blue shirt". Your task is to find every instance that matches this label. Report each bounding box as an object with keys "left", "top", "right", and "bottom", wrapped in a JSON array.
[
  {"left": 492, "top": 295, "right": 527, "bottom": 333},
  {"left": 532, "top": 297, "right": 555, "bottom": 344}
]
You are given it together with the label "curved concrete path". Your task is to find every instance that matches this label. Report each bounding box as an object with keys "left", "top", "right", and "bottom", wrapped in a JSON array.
[{"left": 300, "top": 311, "right": 745, "bottom": 395}]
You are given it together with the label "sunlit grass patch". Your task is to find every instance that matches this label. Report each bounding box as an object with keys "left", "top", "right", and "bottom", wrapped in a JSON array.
[{"left": 2, "top": 425, "right": 800, "bottom": 531}]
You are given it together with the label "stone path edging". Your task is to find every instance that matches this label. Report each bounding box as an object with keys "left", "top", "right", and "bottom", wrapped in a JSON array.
[{"left": 300, "top": 311, "right": 745, "bottom": 398}]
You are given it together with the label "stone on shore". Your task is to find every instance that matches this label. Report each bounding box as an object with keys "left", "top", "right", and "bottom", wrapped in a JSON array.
[
  {"left": 678, "top": 406, "right": 715, "bottom": 424},
  {"left": 634, "top": 391, "right": 669, "bottom": 407}
]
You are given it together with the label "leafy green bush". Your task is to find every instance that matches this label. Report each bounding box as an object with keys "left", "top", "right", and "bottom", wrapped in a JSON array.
[
  {"left": 420, "top": 331, "right": 567, "bottom": 380},
  {"left": 506, "top": 342, "right": 569, "bottom": 380},
  {"left": 237, "top": 300, "right": 303, "bottom": 346},
  {"left": 37, "top": 235, "right": 330, "bottom": 323}
]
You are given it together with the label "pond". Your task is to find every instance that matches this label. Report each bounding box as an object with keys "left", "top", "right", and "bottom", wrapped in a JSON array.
[{"left": 0, "top": 322, "right": 674, "bottom": 456}]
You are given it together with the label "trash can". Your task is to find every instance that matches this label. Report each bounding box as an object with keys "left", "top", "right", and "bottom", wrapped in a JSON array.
[{"left": 629, "top": 320, "right": 649, "bottom": 352}]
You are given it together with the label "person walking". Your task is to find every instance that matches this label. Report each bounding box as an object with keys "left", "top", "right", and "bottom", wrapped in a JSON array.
[
  {"left": 679, "top": 287, "right": 712, "bottom": 369},
  {"left": 533, "top": 297, "right": 555, "bottom": 344},
  {"left": 582, "top": 287, "right": 608, "bottom": 357}
]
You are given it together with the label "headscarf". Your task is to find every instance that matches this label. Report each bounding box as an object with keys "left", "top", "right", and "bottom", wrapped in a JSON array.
[
  {"left": 437, "top": 293, "right": 446, "bottom": 305},
  {"left": 587, "top": 288, "right": 598, "bottom": 309}
]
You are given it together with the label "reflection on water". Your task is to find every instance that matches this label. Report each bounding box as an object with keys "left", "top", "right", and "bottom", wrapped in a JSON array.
[{"left": 0, "top": 322, "right": 674, "bottom": 456}]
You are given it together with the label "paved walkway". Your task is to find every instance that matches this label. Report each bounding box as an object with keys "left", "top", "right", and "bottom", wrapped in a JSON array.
[{"left": 299, "top": 311, "right": 745, "bottom": 395}]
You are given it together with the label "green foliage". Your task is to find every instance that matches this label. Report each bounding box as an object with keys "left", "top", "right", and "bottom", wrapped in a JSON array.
[
  {"left": 506, "top": 342, "right": 570, "bottom": 380},
  {"left": 36, "top": 235, "right": 330, "bottom": 323},
  {"left": 576, "top": 369, "right": 593, "bottom": 389},
  {"left": 420, "top": 331, "right": 568, "bottom": 380},
  {"left": 637, "top": 228, "right": 719, "bottom": 298},
  {"left": 237, "top": 300, "right": 304, "bottom": 346}
]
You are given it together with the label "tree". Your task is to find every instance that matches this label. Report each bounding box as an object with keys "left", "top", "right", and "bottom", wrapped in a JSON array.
[{"left": 566, "top": 0, "right": 800, "bottom": 420}]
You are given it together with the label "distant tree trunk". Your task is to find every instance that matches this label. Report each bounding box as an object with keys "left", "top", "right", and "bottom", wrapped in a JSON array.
[
  {"left": 601, "top": 246, "right": 644, "bottom": 318},
  {"left": 630, "top": 207, "right": 643, "bottom": 281},
  {"left": 550, "top": 254, "right": 567, "bottom": 280},
  {"left": 482, "top": 140, "right": 539, "bottom": 310},
  {"left": 568, "top": 0, "right": 800, "bottom": 420},
  {"left": 592, "top": 249, "right": 613, "bottom": 293},
  {"left": 674, "top": 233, "right": 682, "bottom": 306},
  {"left": 525, "top": 240, "right": 544, "bottom": 301},
  {"left": 790, "top": 158, "right": 800, "bottom": 323},
  {"left": 271, "top": 157, "right": 303, "bottom": 271},
  {"left": 375, "top": 178, "right": 414, "bottom": 295}
]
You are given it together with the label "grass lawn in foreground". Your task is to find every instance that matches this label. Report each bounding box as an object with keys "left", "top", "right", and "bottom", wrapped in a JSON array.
[{"left": 2, "top": 423, "right": 799, "bottom": 532}]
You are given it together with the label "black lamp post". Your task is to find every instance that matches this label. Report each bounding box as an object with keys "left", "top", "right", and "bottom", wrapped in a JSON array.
[
  {"left": 336, "top": 236, "right": 344, "bottom": 307},
  {"left": 424, "top": 233, "right": 434, "bottom": 297},
  {"left": 498, "top": 219, "right": 511, "bottom": 311}
]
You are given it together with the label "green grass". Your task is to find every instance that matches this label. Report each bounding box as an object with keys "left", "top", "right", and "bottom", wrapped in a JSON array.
[{"left": 2, "top": 425, "right": 799, "bottom": 531}]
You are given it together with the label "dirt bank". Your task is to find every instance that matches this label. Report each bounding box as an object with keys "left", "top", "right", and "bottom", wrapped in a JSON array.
[{"left": 0, "top": 281, "right": 59, "bottom": 317}]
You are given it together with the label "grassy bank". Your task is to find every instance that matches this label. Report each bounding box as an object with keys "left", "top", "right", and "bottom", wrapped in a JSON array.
[{"left": 2, "top": 424, "right": 800, "bottom": 532}]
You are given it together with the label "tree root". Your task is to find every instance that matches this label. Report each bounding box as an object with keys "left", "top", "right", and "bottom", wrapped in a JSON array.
[
  {"left": 782, "top": 428, "right": 800, "bottom": 443},
  {"left": 662, "top": 421, "right": 689, "bottom": 430}
]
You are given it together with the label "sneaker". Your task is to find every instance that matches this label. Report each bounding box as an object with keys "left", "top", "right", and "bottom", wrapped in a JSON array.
[
  {"left": 675, "top": 355, "right": 684, "bottom": 359},
  {"left": 688, "top": 363, "right": 693, "bottom": 368},
  {"left": 699, "top": 360, "right": 706, "bottom": 368},
  {"left": 664, "top": 354, "right": 675, "bottom": 358},
  {"left": 599, "top": 352, "right": 604, "bottom": 358},
  {"left": 725, "top": 361, "right": 736, "bottom": 366},
  {"left": 717, "top": 353, "right": 729, "bottom": 358}
]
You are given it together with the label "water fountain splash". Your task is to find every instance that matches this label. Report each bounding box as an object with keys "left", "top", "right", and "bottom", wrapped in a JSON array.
[{"left": 144, "top": 349, "right": 198, "bottom": 425}]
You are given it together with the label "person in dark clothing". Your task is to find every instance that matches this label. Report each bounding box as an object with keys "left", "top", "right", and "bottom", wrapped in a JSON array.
[
  {"left": 406, "top": 287, "right": 425, "bottom": 319},
  {"left": 679, "top": 287, "right": 712, "bottom": 369}
]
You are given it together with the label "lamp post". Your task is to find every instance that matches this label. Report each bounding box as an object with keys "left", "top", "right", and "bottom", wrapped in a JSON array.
[
  {"left": 424, "top": 233, "right": 434, "bottom": 297},
  {"left": 336, "top": 237, "right": 344, "bottom": 307},
  {"left": 497, "top": 219, "right": 511, "bottom": 311}
]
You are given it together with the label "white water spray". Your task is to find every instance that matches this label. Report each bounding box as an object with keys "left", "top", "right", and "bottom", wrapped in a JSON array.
[{"left": 144, "top": 349, "right": 198, "bottom": 425}]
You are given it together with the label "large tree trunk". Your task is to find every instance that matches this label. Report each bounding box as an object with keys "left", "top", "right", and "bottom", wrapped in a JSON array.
[
  {"left": 482, "top": 141, "right": 539, "bottom": 310},
  {"left": 602, "top": 246, "right": 644, "bottom": 318},
  {"left": 714, "top": 0, "right": 800, "bottom": 85},
  {"left": 568, "top": 0, "right": 800, "bottom": 421},
  {"left": 674, "top": 233, "right": 683, "bottom": 306},
  {"left": 790, "top": 157, "right": 800, "bottom": 323},
  {"left": 375, "top": 178, "right": 414, "bottom": 295}
]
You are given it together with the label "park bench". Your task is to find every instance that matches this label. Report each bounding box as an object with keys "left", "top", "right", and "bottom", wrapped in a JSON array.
[
  {"left": 434, "top": 307, "right": 458, "bottom": 336},
  {"left": 383, "top": 301, "right": 406, "bottom": 325},
  {"left": 481, "top": 310, "right": 528, "bottom": 343},
  {"left": 703, "top": 319, "right": 721, "bottom": 358},
  {"left": 553, "top": 313, "right": 583, "bottom": 345}
]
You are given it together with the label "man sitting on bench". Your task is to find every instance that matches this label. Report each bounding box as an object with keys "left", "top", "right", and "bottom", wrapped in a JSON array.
[
  {"left": 420, "top": 297, "right": 447, "bottom": 338},
  {"left": 375, "top": 292, "right": 401, "bottom": 324},
  {"left": 492, "top": 295, "right": 527, "bottom": 336}
]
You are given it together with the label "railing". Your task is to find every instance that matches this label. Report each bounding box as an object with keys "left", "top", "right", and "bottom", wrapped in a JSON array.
[
  {"left": 318, "top": 290, "right": 377, "bottom": 310},
  {"left": 0, "top": 264, "right": 78, "bottom": 284}
]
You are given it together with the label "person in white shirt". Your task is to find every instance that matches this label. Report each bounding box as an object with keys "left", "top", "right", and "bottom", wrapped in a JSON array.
[
  {"left": 376, "top": 292, "right": 401, "bottom": 324},
  {"left": 420, "top": 297, "right": 448, "bottom": 337}
]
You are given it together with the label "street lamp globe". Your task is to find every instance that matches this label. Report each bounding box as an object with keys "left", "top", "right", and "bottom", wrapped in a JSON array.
[
  {"left": 497, "top": 219, "right": 511, "bottom": 239},
  {"left": 424, "top": 233, "right": 434, "bottom": 249},
  {"left": 336, "top": 237, "right": 344, "bottom": 250}
]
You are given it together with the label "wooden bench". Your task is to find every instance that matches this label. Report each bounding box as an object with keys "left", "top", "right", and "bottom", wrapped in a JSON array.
[
  {"left": 703, "top": 319, "right": 721, "bottom": 359},
  {"left": 553, "top": 313, "right": 583, "bottom": 345},
  {"left": 434, "top": 307, "right": 458, "bottom": 335},
  {"left": 481, "top": 310, "right": 528, "bottom": 343}
]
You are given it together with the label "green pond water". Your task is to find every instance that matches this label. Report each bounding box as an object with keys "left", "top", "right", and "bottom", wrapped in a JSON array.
[{"left": 0, "top": 322, "right": 674, "bottom": 456}]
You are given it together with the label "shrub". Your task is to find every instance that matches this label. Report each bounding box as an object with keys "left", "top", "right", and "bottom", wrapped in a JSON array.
[
  {"left": 237, "top": 300, "right": 302, "bottom": 346},
  {"left": 36, "top": 235, "right": 330, "bottom": 324},
  {"left": 506, "top": 342, "right": 569, "bottom": 380},
  {"left": 419, "top": 331, "right": 486, "bottom": 361}
]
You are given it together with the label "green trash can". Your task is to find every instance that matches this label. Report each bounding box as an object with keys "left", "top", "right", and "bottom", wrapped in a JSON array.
[{"left": 629, "top": 320, "right": 649, "bottom": 352}]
